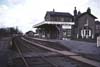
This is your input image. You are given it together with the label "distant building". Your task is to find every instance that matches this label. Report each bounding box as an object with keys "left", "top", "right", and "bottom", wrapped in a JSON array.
[
  {"left": 95, "top": 21, "right": 100, "bottom": 37},
  {"left": 33, "top": 7, "right": 100, "bottom": 40},
  {"left": 25, "top": 31, "right": 35, "bottom": 37}
]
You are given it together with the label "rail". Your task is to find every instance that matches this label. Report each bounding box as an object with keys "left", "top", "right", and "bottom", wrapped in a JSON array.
[
  {"left": 12, "top": 37, "right": 58, "bottom": 67},
  {"left": 21, "top": 37, "right": 100, "bottom": 67},
  {"left": 12, "top": 38, "right": 29, "bottom": 67}
]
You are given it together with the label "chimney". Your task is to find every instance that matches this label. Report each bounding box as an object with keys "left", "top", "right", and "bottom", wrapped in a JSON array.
[
  {"left": 78, "top": 11, "right": 81, "bottom": 15},
  {"left": 87, "top": 7, "right": 91, "bottom": 14},
  {"left": 74, "top": 7, "right": 78, "bottom": 26},
  {"left": 74, "top": 7, "right": 77, "bottom": 16},
  {"left": 53, "top": 8, "right": 55, "bottom": 12}
]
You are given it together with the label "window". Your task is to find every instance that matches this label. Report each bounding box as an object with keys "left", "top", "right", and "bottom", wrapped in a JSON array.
[
  {"left": 96, "top": 25, "right": 100, "bottom": 29},
  {"left": 63, "top": 32, "right": 66, "bottom": 36},
  {"left": 61, "top": 18, "right": 64, "bottom": 22},
  {"left": 70, "top": 19, "right": 72, "bottom": 22},
  {"left": 86, "top": 30, "right": 89, "bottom": 35}
]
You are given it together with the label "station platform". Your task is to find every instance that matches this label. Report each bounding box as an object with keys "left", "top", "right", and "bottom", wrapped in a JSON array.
[
  {"left": 22, "top": 37, "right": 100, "bottom": 67},
  {"left": 31, "top": 37, "right": 100, "bottom": 55},
  {"left": 30, "top": 37, "right": 70, "bottom": 42}
]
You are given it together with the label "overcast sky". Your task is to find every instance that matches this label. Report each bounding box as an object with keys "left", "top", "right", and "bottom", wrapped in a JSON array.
[{"left": 0, "top": 0, "right": 100, "bottom": 33}]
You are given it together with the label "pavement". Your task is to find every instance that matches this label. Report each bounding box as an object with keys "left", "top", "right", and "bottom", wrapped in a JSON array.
[
  {"left": 0, "top": 37, "right": 11, "bottom": 67},
  {"left": 32, "top": 38, "right": 100, "bottom": 54},
  {"left": 46, "top": 39, "right": 100, "bottom": 62},
  {"left": 30, "top": 37, "right": 100, "bottom": 55},
  {"left": 57, "top": 39, "right": 100, "bottom": 55}
]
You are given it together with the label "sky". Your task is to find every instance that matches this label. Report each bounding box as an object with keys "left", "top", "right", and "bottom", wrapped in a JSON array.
[{"left": 0, "top": 0, "right": 100, "bottom": 33}]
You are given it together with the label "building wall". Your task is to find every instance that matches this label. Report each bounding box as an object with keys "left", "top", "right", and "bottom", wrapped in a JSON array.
[
  {"left": 96, "top": 24, "right": 100, "bottom": 34},
  {"left": 36, "top": 25, "right": 63, "bottom": 39},
  {"left": 44, "top": 13, "right": 73, "bottom": 39},
  {"left": 95, "top": 24, "right": 100, "bottom": 38},
  {"left": 77, "top": 14, "right": 96, "bottom": 39}
]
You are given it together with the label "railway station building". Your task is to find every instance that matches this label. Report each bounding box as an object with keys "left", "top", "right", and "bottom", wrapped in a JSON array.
[
  {"left": 33, "top": 9, "right": 74, "bottom": 39},
  {"left": 33, "top": 7, "right": 100, "bottom": 40},
  {"left": 72, "top": 7, "right": 100, "bottom": 40}
]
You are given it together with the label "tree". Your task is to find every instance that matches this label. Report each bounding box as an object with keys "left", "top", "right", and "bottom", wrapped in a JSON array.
[{"left": 0, "top": 27, "right": 23, "bottom": 37}]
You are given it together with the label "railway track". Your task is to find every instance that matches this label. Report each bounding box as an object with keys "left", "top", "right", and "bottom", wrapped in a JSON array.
[
  {"left": 24, "top": 36, "right": 70, "bottom": 51},
  {"left": 9, "top": 36, "right": 100, "bottom": 67},
  {"left": 10, "top": 36, "right": 61, "bottom": 67}
]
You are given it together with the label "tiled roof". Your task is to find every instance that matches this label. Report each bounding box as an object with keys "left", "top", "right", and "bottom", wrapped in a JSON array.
[
  {"left": 77, "top": 12, "right": 97, "bottom": 19},
  {"left": 95, "top": 21, "right": 100, "bottom": 24},
  {"left": 45, "top": 11, "right": 73, "bottom": 18}
]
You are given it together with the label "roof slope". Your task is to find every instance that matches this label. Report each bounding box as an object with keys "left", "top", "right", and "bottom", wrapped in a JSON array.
[
  {"left": 95, "top": 21, "right": 100, "bottom": 24},
  {"left": 45, "top": 11, "right": 73, "bottom": 18},
  {"left": 77, "top": 12, "right": 97, "bottom": 19}
]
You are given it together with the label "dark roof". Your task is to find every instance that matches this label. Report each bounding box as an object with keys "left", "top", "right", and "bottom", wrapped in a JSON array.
[
  {"left": 95, "top": 21, "right": 100, "bottom": 25},
  {"left": 45, "top": 11, "right": 73, "bottom": 18},
  {"left": 26, "top": 31, "right": 35, "bottom": 34},
  {"left": 77, "top": 12, "right": 97, "bottom": 19}
]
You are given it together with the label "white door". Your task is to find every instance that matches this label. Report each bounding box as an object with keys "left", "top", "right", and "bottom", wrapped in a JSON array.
[{"left": 81, "top": 29, "right": 91, "bottom": 39}]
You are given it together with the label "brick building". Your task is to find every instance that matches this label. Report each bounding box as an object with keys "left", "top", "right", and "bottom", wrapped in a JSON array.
[
  {"left": 72, "top": 7, "right": 100, "bottom": 40},
  {"left": 33, "top": 7, "right": 100, "bottom": 40},
  {"left": 95, "top": 21, "right": 100, "bottom": 37},
  {"left": 72, "top": 7, "right": 96, "bottom": 39},
  {"left": 33, "top": 9, "right": 74, "bottom": 39}
]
